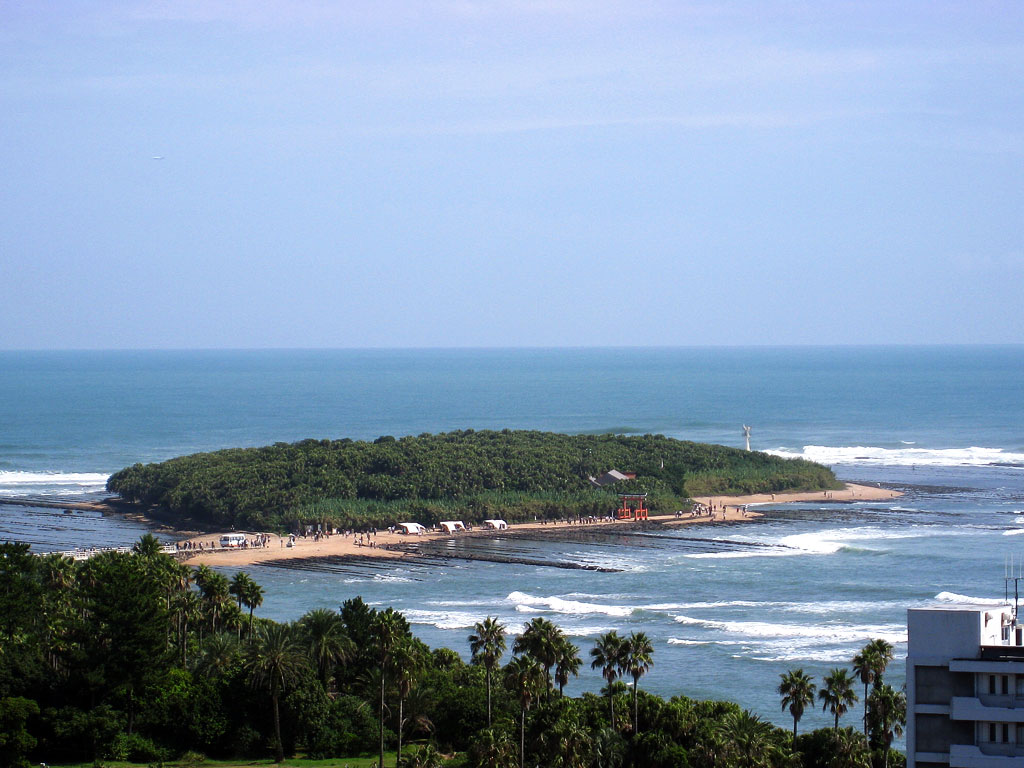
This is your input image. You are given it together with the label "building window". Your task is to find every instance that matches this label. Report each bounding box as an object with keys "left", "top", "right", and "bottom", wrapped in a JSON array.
[
  {"left": 990, "top": 675, "right": 998, "bottom": 694},
  {"left": 1004, "top": 676, "right": 1010, "bottom": 695}
]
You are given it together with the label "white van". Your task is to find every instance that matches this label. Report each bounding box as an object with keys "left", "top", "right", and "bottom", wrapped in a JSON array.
[{"left": 219, "top": 533, "right": 247, "bottom": 548}]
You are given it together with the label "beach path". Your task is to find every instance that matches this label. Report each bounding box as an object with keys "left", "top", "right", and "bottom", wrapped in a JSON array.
[{"left": 180, "top": 483, "right": 900, "bottom": 568}]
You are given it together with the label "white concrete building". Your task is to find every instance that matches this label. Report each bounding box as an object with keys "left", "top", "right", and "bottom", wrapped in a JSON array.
[{"left": 907, "top": 600, "right": 1024, "bottom": 767}]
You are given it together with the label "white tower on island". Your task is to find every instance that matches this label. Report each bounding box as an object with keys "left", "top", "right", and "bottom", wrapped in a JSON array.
[{"left": 743, "top": 425, "right": 751, "bottom": 451}]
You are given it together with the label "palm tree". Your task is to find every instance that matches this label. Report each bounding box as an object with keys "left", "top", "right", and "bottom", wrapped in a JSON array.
[
  {"left": 173, "top": 588, "right": 201, "bottom": 667},
  {"left": 469, "top": 616, "right": 507, "bottom": 727},
  {"left": 193, "top": 563, "right": 215, "bottom": 591},
  {"left": 243, "top": 623, "right": 306, "bottom": 763},
  {"left": 513, "top": 616, "right": 563, "bottom": 702},
  {"left": 778, "top": 668, "right": 816, "bottom": 741},
  {"left": 229, "top": 572, "right": 253, "bottom": 639},
  {"left": 590, "top": 631, "right": 624, "bottom": 729},
  {"left": 544, "top": 719, "right": 592, "bottom": 768},
  {"left": 470, "top": 728, "right": 517, "bottom": 768},
  {"left": 591, "top": 727, "right": 625, "bottom": 768},
  {"left": 402, "top": 743, "right": 444, "bottom": 768},
  {"left": 826, "top": 728, "right": 871, "bottom": 768},
  {"left": 371, "top": 608, "right": 405, "bottom": 768},
  {"left": 228, "top": 571, "right": 251, "bottom": 609},
  {"left": 243, "top": 577, "right": 265, "bottom": 640},
  {"left": 197, "top": 631, "right": 240, "bottom": 677},
  {"left": 554, "top": 638, "right": 581, "bottom": 697},
  {"left": 504, "top": 654, "right": 544, "bottom": 768},
  {"left": 713, "top": 710, "right": 777, "bottom": 768},
  {"left": 866, "top": 684, "right": 906, "bottom": 768},
  {"left": 38, "top": 553, "right": 76, "bottom": 673},
  {"left": 865, "top": 638, "right": 895, "bottom": 689},
  {"left": 132, "top": 533, "right": 163, "bottom": 559},
  {"left": 198, "top": 570, "right": 230, "bottom": 634},
  {"left": 298, "top": 608, "right": 353, "bottom": 689},
  {"left": 622, "top": 632, "right": 653, "bottom": 734},
  {"left": 851, "top": 647, "right": 878, "bottom": 735},
  {"left": 819, "top": 668, "right": 859, "bottom": 730},
  {"left": 393, "top": 641, "right": 424, "bottom": 768}
]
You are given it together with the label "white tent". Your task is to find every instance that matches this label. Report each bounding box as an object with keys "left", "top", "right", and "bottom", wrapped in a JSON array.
[
  {"left": 439, "top": 521, "right": 466, "bottom": 533},
  {"left": 397, "top": 522, "right": 426, "bottom": 535},
  {"left": 483, "top": 519, "right": 508, "bottom": 530}
]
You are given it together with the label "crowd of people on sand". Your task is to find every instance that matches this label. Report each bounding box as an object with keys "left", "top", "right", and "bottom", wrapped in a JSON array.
[
  {"left": 679, "top": 502, "right": 715, "bottom": 518},
  {"left": 676, "top": 501, "right": 753, "bottom": 520},
  {"left": 180, "top": 501, "right": 770, "bottom": 556},
  {"left": 176, "top": 532, "right": 273, "bottom": 552},
  {"left": 535, "top": 515, "right": 616, "bottom": 525}
]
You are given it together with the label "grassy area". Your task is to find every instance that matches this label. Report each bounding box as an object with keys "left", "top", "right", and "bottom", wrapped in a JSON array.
[{"left": 53, "top": 756, "right": 395, "bottom": 768}]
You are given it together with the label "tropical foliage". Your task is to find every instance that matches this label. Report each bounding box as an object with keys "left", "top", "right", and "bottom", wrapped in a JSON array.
[
  {"left": 107, "top": 430, "right": 841, "bottom": 529},
  {"left": 0, "top": 538, "right": 901, "bottom": 768}
]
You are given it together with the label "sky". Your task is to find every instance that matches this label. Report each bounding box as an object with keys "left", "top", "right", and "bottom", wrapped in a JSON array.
[{"left": 2, "top": 1, "right": 1022, "bottom": 349}]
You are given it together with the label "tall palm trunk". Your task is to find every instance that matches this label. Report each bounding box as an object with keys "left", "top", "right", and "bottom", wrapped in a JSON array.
[
  {"left": 248, "top": 605, "right": 255, "bottom": 640},
  {"left": 397, "top": 697, "right": 404, "bottom": 768},
  {"left": 379, "top": 671, "right": 386, "bottom": 768},
  {"left": 609, "top": 688, "right": 615, "bottom": 729},
  {"left": 633, "top": 674, "right": 639, "bottom": 734},
  {"left": 180, "top": 616, "right": 188, "bottom": 667},
  {"left": 272, "top": 687, "right": 283, "bottom": 763},
  {"left": 863, "top": 682, "right": 869, "bottom": 735},
  {"left": 520, "top": 706, "right": 526, "bottom": 768},
  {"left": 486, "top": 666, "right": 492, "bottom": 727}
]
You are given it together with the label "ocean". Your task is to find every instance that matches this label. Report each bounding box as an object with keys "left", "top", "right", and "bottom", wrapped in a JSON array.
[{"left": 2, "top": 346, "right": 1023, "bottom": 734}]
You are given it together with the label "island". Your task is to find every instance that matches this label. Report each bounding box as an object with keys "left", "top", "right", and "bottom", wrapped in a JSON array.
[{"left": 107, "top": 429, "right": 844, "bottom": 533}]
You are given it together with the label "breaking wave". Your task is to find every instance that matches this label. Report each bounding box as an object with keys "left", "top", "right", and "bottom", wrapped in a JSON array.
[
  {"left": 684, "top": 527, "right": 916, "bottom": 560},
  {"left": 934, "top": 591, "right": 1007, "bottom": 605},
  {"left": 672, "top": 614, "right": 906, "bottom": 645},
  {"left": 765, "top": 445, "right": 1024, "bottom": 468},
  {"left": 508, "top": 591, "right": 634, "bottom": 617},
  {"left": 0, "top": 470, "right": 110, "bottom": 496},
  {"left": 403, "top": 609, "right": 481, "bottom": 630}
]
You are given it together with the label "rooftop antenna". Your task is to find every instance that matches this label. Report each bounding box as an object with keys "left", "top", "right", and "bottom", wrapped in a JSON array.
[
  {"left": 742, "top": 425, "right": 752, "bottom": 452},
  {"left": 1006, "top": 554, "right": 1021, "bottom": 625}
]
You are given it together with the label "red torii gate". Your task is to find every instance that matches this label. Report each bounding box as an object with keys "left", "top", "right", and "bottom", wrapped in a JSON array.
[{"left": 616, "top": 493, "right": 648, "bottom": 521}]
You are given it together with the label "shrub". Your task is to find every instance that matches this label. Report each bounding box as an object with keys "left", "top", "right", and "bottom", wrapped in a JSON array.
[{"left": 107, "top": 731, "right": 170, "bottom": 763}]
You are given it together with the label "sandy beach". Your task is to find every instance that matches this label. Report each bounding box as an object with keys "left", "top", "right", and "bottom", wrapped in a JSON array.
[{"left": 181, "top": 482, "right": 900, "bottom": 568}]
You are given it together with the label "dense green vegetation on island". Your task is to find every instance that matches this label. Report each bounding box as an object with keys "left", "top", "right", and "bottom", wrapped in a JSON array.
[
  {"left": 1, "top": 538, "right": 904, "bottom": 768},
  {"left": 107, "top": 430, "right": 841, "bottom": 530}
]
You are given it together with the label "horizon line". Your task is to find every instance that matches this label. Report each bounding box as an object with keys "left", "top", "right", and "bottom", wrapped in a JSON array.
[{"left": 1, "top": 342, "right": 1022, "bottom": 353}]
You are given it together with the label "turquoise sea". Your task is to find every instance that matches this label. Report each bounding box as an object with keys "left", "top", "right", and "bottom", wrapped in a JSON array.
[{"left": 2, "top": 346, "right": 1023, "bottom": 734}]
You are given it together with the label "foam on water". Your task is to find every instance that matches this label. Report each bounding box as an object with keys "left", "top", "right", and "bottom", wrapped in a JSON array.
[
  {"left": 403, "top": 609, "right": 481, "bottom": 630},
  {"left": 766, "top": 444, "right": 1024, "bottom": 468},
  {"left": 504, "top": 594, "right": 905, "bottom": 618},
  {"left": 685, "top": 524, "right": 937, "bottom": 560},
  {"left": 0, "top": 470, "right": 110, "bottom": 495},
  {"left": 508, "top": 591, "right": 634, "bottom": 617},
  {"left": 934, "top": 591, "right": 1008, "bottom": 605},
  {"left": 672, "top": 614, "right": 907, "bottom": 645},
  {"left": 746, "top": 648, "right": 865, "bottom": 663}
]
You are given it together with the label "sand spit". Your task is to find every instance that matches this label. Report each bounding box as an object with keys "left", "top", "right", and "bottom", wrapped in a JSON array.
[{"left": 178, "top": 483, "right": 900, "bottom": 569}]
